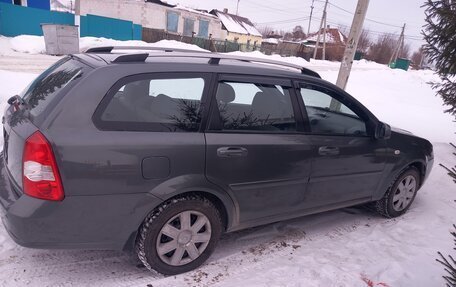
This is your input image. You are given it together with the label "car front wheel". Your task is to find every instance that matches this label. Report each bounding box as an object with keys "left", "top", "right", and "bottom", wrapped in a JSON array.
[
  {"left": 375, "top": 167, "right": 421, "bottom": 218},
  {"left": 136, "top": 195, "right": 222, "bottom": 275}
]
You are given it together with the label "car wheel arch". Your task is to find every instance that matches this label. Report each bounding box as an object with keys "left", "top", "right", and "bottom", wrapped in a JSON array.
[
  {"left": 372, "top": 159, "right": 427, "bottom": 202},
  {"left": 122, "top": 188, "right": 237, "bottom": 252},
  {"left": 396, "top": 160, "right": 426, "bottom": 188}
]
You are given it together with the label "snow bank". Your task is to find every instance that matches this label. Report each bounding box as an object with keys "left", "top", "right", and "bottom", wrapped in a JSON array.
[
  {"left": 9, "top": 35, "right": 46, "bottom": 54},
  {"left": 262, "top": 38, "right": 279, "bottom": 44},
  {"left": 0, "top": 36, "right": 13, "bottom": 55},
  {"left": 79, "top": 37, "right": 207, "bottom": 52},
  {"left": 5, "top": 35, "right": 207, "bottom": 55}
]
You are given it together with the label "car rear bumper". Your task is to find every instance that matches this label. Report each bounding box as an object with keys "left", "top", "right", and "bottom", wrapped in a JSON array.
[{"left": 0, "top": 155, "right": 161, "bottom": 250}]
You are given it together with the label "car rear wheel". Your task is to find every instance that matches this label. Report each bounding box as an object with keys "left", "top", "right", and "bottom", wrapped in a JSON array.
[
  {"left": 375, "top": 167, "right": 421, "bottom": 218},
  {"left": 136, "top": 195, "right": 222, "bottom": 275}
]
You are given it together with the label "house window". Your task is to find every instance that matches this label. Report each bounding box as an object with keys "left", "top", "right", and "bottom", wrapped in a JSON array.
[
  {"left": 183, "top": 18, "right": 195, "bottom": 36},
  {"left": 198, "top": 20, "right": 209, "bottom": 38},
  {"left": 167, "top": 11, "right": 179, "bottom": 33}
]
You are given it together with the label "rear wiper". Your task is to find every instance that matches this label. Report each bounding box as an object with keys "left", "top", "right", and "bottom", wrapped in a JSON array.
[
  {"left": 7, "top": 95, "right": 25, "bottom": 111},
  {"left": 7, "top": 95, "right": 24, "bottom": 106}
]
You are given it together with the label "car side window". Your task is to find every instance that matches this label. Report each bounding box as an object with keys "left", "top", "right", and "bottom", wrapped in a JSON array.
[
  {"left": 98, "top": 76, "right": 206, "bottom": 132},
  {"left": 211, "top": 81, "right": 297, "bottom": 132},
  {"left": 300, "top": 86, "right": 367, "bottom": 136}
]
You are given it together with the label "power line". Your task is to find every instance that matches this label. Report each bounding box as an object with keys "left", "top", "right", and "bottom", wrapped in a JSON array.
[
  {"left": 327, "top": 1, "right": 403, "bottom": 28},
  {"left": 257, "top": 17, "right": 310, "bottom": 25},
  {"left": 324, "top": 18, "right": 422, "bottom": 38},
  {"left": 260, "top": 0, "right": 314, "bottom": 12},
  {"left": 243, "top": 0, "right": 306, "bottom": 15},
  {"left": 254, "top": 1, "right": 424, "bottom": 43}
]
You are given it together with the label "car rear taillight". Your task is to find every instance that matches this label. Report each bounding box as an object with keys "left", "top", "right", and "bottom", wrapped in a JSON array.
[{"left": 22, "top": 131, "right": 64, "bottom": 201}]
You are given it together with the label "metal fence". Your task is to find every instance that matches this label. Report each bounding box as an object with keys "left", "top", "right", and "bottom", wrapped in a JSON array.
[
  {"left": 142, "top": 27, "right": 260, "bottom": 53},
  {"left": 260, "top": 41, "right": 313, "bottom": 60},
  {"left": 0, "top": 3, "right": 142, "bottom": 40},
  {"left": 81, "top": 14, "right": 142, "bottom": 41}
]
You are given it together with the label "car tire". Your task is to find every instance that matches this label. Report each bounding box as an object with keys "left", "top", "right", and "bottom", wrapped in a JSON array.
[
  {"left": 136, "top": 195, "right": 222, "bottom": 275},
  {"left": 375, "top": 167, "right": 421, "bottom": 218}
]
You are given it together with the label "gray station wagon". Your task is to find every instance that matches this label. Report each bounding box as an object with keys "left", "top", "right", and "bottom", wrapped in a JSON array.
[{"left": 0, "top": 47, "right": 434, "bottom": 275}]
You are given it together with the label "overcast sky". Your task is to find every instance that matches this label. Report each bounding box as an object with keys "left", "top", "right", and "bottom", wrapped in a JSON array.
[{"left": 169, "top": 0, "right": 426, "bottom": 51}]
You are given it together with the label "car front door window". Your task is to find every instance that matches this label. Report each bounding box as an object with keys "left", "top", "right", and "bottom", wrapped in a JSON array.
[{"left": 300, "top": 86, "right": 367, "bottom": 136}]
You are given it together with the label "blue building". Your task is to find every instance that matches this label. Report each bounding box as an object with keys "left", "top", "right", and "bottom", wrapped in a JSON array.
[{"left": 0, "top": 0, "right": 50, "bottom": 10}]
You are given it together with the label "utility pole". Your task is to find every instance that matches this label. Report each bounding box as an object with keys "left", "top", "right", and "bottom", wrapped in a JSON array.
[
  {"left": 236, "top": 0, "right": 240, "bottom": 15},
  {"left": 334, "top": 0, "right": 369, "bottom": 97},
  {"left": 74, "top": 0, "right": 80, "bottom": 37},
  {"left": 322, "top": 13, "right": 327, "bottom": 60},
  {"left": 389, "top": 23, "right": 406, "bottom": 65},
  {"left": 307, "top": 0, "right": 315, "bottom": 35},
  {"left": 313, "top": 0, "right": 328, "bottom": 59}
]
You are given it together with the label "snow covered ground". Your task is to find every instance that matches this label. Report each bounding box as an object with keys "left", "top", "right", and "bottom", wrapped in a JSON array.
[{"left": 0, "top": 36, "right": 455, "bottom": 287}]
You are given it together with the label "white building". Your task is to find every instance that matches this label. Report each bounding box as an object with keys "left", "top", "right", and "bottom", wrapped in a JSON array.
[{"left": 80, "top": 0, "right": 225, "bottom": 39}]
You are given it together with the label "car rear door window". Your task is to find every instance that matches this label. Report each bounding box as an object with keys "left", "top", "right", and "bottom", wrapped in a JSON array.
[
  {"left": 97, "top": 75, "right": 207, "bottom": 132},
  {"left": 210, "top": 80, "right": 298, "bottom": 132},
  {"left": 300, "top": 86, "right": 367, "bottom": 136}
]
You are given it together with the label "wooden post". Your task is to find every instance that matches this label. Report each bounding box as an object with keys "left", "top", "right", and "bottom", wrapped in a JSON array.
[{"left": 389, "top": 23, "right": 406, "bottom": 65}]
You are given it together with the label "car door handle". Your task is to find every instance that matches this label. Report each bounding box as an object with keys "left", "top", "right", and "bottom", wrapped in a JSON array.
[
  {"left": 318, "top": 146, "right": 340, "bottom": 156},
  {"left": 217, "top": 147, "right": 248, "bottom": 157}
]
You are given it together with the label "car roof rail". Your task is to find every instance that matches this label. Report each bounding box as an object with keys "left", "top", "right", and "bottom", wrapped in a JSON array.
[
  {"left": 85, "top": 46, "right": 320, "bottom": 78},
  {"left": 84, "top": 46, "right": 211, "bottom": 54},
  {"left": 207, "top": 54, "right": 320, "bottom": 78}
]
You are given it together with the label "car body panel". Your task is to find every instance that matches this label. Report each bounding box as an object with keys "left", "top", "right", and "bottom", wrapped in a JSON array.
[
  {"left": 305, "top": 135, "right": 386, "bottom": 207},
  {"left": 205, "top": 132, "right": 313, "bottom": 224}
]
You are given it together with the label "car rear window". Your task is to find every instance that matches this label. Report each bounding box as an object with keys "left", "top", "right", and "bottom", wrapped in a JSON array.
[{"left": 22, "top": 57, "right": 85, "bottom": 116}]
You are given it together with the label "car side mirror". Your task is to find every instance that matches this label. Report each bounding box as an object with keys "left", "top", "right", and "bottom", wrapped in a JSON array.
[{"left": 375, "top": 122, "right": 391, "bottom": 140}]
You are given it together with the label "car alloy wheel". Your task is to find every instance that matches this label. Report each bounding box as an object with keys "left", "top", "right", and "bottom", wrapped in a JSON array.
[{"left": 156, "top": 210, "right": 212, "bottom": 266}]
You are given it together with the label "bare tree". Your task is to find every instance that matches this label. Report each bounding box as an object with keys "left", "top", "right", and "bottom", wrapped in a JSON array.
[
  {"left": 258, "top": 26, "right": 275, "bottom": 37},
  {"left": 357, "top": 29, "right": 371, "bottom": 53},
  {"left": 411, "top": 47, "right": 425, "bottom": 68},
  {"left": 399, "top": 42, "right": 411, "bottom": 59},
  {"left": 366, "top": 33, "right": 398, "bottom": 64},
  {"left": 283, "top": 32, "right": 293, "bottom": 41},
  {"left": 337, "top": 25, "right": 349, "bottom": 36},
  {"left": 292, "top": 25, "right": 306, "bottom": 40}
]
